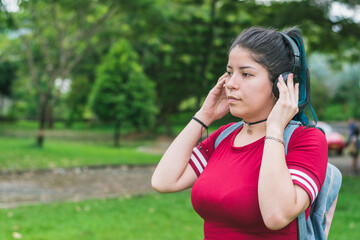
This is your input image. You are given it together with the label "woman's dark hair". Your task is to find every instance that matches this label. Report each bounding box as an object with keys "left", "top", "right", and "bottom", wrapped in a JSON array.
[{"left": 228, "top": 27, "right": 302, "bottom": 85}]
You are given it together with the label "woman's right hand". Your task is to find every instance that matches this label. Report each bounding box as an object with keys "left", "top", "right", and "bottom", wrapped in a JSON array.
[{"left": 195, "top": 73, "right": 230, "bottom": 126}]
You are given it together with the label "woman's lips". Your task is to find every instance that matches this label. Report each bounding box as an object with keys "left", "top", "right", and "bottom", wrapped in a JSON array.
[{"left": 228, "top": 96, "right": 241, "bottom": 103}]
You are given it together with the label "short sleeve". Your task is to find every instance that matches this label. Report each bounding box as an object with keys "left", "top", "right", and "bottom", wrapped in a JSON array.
[
  {"left": 189, "top": 123, "right": 237, "bottom": 177},
  {"left": 286, "top": 127, "right": 328, "bottom": 204}
]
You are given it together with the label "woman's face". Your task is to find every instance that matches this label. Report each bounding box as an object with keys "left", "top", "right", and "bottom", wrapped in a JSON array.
[{"left": 225, "top": 46, "right": 276, "bottom": 122}]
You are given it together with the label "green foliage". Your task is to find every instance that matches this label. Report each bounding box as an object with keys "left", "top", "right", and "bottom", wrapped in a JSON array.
[
  {"left": 319, "top": 62, "right": 360, "bottom": 120},
  {"left": 2, "top": 0, "right": 360, "bottom": 127},
  {"left": 5, "top": 0, "right": 122, "bottom": 146},
  {"left": 310, "top": 78, "right": 330, "bottom": 120},
  {"left": 65, "top": 76, "right": 93, "bottom": 124},
  {"left": 323, "top": 104, "right": 348, "bottom": 121},
  {"left": 0, "top": 60, "right": 16, "bottom": 96},
  {"left": 90, "top": 39, "right": 158, "bottom": 130}
]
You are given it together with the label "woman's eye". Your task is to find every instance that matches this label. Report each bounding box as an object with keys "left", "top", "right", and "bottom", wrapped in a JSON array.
[
  {"left": 226, "top": 71, "right": 232, "bottom": 76},
  {"left": 243, "top": 73, "right": 251, "bottom": 78}
]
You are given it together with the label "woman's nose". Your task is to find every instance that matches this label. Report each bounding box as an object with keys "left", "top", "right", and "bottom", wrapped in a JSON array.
[{"left": 225, "top": 74, "right": 238, "bottom": 90}]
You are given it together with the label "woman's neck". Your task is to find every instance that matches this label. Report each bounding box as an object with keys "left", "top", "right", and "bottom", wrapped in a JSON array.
[{"left": 243, "top": 118, "right": 267, "bottom": 135}]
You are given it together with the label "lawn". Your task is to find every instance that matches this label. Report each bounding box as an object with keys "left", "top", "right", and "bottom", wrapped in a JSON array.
[
  {"left": 0, "top": 120, "right": 164, "bottom": 171},
  {"left": 0, "top": 191, "right": 203, "bottom": 240},
  {"left": 330, "top": 175, "right": 360, "bottom": 240},
  {"left": 0, "top": 175, "right": 359, "bottom": 240},
  {"left": 0, "top": 136, "right": 162, "bottom": 171}
]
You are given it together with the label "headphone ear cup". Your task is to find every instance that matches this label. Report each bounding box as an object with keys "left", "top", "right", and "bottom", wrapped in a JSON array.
[
  {"left": 272, "top": 72, "right": 290, "bottom": 98},
  {"left": 272, "top": 78, "right": 279, "bottom": 98}
]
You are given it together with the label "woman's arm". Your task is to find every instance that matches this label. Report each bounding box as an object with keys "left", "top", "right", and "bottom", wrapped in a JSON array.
[
  {"left": 151, "top": 117, "right": 206, "bottom": 193},
  {"left": 151, "top": 73, "right": 229, "bottom": 193},
  {"left": 258, "top": 74, "right": 309, "bottom": 230},
  {"left": 259, "top": 136, "right": 310, "bottom": 230}
]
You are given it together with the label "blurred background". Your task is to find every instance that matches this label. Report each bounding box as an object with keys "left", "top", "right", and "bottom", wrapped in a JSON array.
[{"left": 0, "top": 0, "right": 359, "bottom": 239}]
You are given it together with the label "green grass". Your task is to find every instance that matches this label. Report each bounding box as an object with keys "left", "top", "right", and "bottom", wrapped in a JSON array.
[
  {"left": 0, "top": 191, "right": 203, "bottom": 240},
  {"left": 329, "top": 175, "right": 360, "bottom": 240},
  {"left": 0, "top": 176, "right": 359, "bottom": 240},
  {"left": 0, "top": 136, "right": 161, "bottom": 171}
]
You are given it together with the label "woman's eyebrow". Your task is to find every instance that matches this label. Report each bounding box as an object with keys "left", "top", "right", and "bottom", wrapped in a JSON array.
[
  {"left": 239, "top": 66, "right": 255, "bottom": 70},
  {"left": 227, "top": 65, "right": 255, "bottom": 70}
]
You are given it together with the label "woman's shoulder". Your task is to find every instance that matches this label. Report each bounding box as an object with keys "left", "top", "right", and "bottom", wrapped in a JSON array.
[
  {"left": 215, "top": 122, "right": 242, "bottom": 133},
  {"left": 290, "top": 125, "right": 327, "bottom": 148},
  {"left": 295, "top": 125, "right": 326, "bottom": 135},
  {"left": 209, "top": 122, "right": 242, "bottom": 142}
]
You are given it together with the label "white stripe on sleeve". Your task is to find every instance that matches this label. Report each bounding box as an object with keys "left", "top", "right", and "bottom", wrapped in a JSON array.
[
  {"left": 292, "top": 176, "right": 316, "bottom": 202},
  {"left": 190, "top": 153, "right": 204, "bottom": 174},
  {"left": 289, "top": 169, "right": 319, "bottom": 196},
  {"left": 193, "top": 147, "right": 208, "bottom": 168}
]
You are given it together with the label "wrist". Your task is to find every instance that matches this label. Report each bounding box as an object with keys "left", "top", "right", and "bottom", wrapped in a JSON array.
[
  {"left": 192, "top": 116, "right": 208, "bottom": 129},
  {"left": 194, "top": 111, "right": 213, "bottom": 127},
  {"left": 265, "top": 125, "right": 284, "bottom": 138}
]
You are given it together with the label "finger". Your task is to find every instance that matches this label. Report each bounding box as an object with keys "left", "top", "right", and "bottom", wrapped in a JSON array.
[
  {"left": 218, "top": 76, "right": 227, "bottom": 88},
  {"left": 218, "top": 72, "right": 228, "bottom": 83},
  {"left": 216, "top": 73, "right": 227, "bottom": 87},
  {"left": 278, "top": 75, "right": 288, "bottom": 88},
  {"left": 211, "top": 75, "right": 228, "bottom": 93},
  {"left": 295, "top": 83, "right": 299, "bottom": 104},
  {"left": 277, "top": 75, "right": 288, "bottom": 98},
  {"left": 287, "top": 74, "right": 296, "bottom": 103},
  {"left": 287, "top": 73, "right": 294, "bottom": 87}
]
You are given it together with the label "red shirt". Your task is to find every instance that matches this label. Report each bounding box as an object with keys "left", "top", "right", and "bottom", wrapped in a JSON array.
[{"left": 189, "top": 123, "right": 328, "bottom": 240}]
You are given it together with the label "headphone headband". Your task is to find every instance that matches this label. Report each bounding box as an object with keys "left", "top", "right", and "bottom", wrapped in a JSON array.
[
  {"left": 280, "top": 32, "right": 301, "bottom": 83},
  {"left": 273, "top": 31, "right": 316, "bottom": 125}
]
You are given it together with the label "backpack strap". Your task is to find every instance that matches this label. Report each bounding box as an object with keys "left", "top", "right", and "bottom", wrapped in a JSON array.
[
  {"left": 214, "top": 121, "right": 243, "bottom": 149},
  {"left": 284, "top": 120, "right": 302, "bottom": 155},
  {"left": 282, "top": 121, "right": 309, "bottom": 240},
  {"left": 298, "top": 212, "right": 308, "bottom": 240},
  {"left": 274, "top": 120, "right": 309, "bottom": 240}
]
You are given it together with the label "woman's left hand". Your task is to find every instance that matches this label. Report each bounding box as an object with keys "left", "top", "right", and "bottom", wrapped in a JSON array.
[{"left": 266, "top": 74, "right": 299, "bottom": 136}]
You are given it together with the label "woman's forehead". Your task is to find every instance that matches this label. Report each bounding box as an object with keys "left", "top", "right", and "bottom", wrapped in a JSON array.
[{"left": 227, "top": 47, "right": 260, "bottom": 69}]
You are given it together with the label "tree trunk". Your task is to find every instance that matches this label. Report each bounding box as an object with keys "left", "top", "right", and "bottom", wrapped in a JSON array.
[
  {"left": 114, "top": 120, "right": 121, "bottom": 147},
  {"left": 37, "top": 98, "right": 48, "bottom": 147},
  {"left": 47, "top": 103, "right": 55, "bottom": 129},
  {"left": 0, "top": 95, "right": 3, "bottom": 117}
]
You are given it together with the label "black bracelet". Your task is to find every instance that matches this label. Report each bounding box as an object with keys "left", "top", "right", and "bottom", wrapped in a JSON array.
[{"left": 192, "top": 116, "right": 209, "bottom": 129}]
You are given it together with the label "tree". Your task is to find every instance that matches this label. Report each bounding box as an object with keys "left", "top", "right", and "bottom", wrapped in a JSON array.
[
  {"left": 11, "top": 0, "right": 119, "bottom": 146},
  {"left": 126, "top": 0, "right": 228, "bottom": 134},
  {"left": 90, "top": 39, "right": 158, "bottom": 147},
  {"left": 0, "top": 61, "right": 16, "bottom": 97},
  {"left": 0, "top": 1, "right": 15, "bottom": 32},
  {"left": 331, "top": 63, "right": 360, "bottom": 119},
  {"left": 65, "top": 76, "right": 93, "bottom": 126}
]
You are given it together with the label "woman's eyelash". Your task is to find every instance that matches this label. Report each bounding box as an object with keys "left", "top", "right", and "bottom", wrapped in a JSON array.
[
  {"left": 226, "top": 72, "right": 252, "bottom": 77},
  {"left": 243, "top": 73, "right": 251, "bottom": 77}
]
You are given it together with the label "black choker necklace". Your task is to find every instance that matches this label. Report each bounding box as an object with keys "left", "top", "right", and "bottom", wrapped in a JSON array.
[{"left": 244, "top": 118, "right": 267, "bottom": 134}]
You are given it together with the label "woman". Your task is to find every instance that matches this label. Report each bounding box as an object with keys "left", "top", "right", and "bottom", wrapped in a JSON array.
[{"left": 152, "top": 27, "right": 328, "bottom": 239}]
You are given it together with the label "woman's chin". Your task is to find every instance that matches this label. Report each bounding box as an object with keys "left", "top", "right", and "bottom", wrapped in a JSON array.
[{"left": 229, "top": 108, "right": 244, "bottom": 119}]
